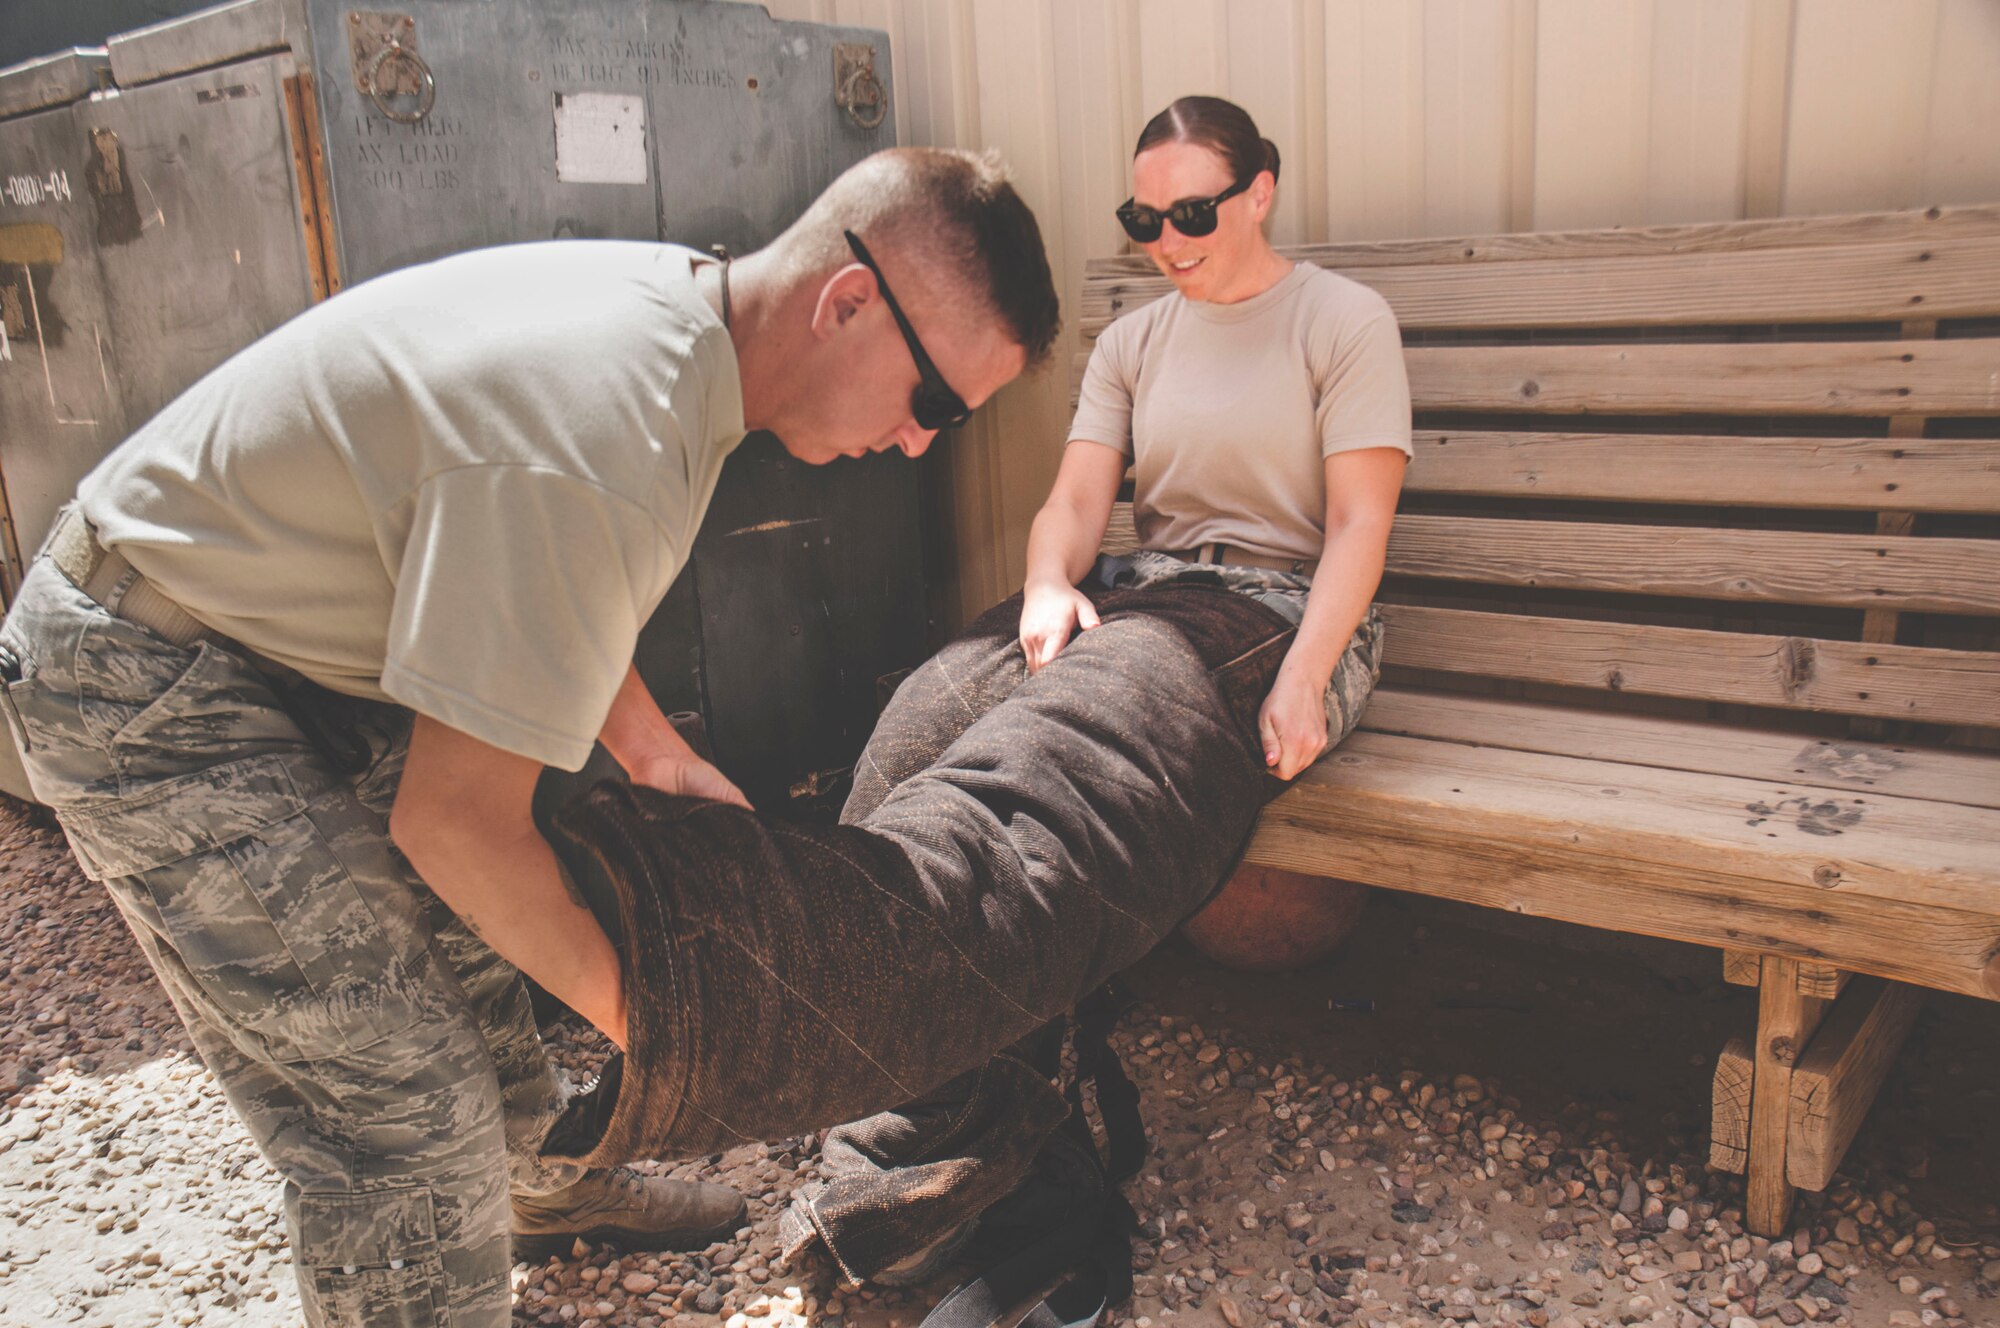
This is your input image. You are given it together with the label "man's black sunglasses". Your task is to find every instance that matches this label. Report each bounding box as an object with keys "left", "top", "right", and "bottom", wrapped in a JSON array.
[
  {"left": 843, "top": 229, "right": 972, "bottom": 432},
  {"left": 1115, "top": 177, "right": 1251, "bottom": 244}
]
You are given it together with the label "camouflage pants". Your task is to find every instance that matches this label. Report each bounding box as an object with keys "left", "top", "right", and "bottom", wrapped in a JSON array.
[
  {"left": 0, "top": 556, "right": 582, "bottom": 1327},
  {"left": 1084, "top": 550, "right": 1385, "bottom": 744}
]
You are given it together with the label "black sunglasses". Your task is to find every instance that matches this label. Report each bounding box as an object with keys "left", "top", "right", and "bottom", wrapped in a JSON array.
[
  {"left": 1115, "top": 177, "right": 1251, "bottom": 244},
  {"left": 843, "top": 229, "right": 973, "bottom": 432}
]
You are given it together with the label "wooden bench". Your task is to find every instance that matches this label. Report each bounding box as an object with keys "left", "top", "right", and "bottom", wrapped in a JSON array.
[{"left": 1074, "top": 204, "right": 2000, "bottom": 1237}]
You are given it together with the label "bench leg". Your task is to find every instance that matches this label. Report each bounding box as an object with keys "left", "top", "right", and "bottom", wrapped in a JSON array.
[
  {"left": 1786, "top": 977, "right": 1923, "bottom": 1192},
  {"left": 1747, "top": 955, "right": 1832, "bottom": 1236},
  {"left": 1709, "top": 1033, "right": 1753, "bottom": 1175}
]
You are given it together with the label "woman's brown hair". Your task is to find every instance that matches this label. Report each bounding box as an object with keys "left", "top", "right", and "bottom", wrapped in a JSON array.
[{"left": 1134, "top": 95, "right": 1280, "bottom": 186}]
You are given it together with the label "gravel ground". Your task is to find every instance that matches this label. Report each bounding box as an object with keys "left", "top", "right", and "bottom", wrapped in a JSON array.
[{"left": 2, "top": 795, "right": 1996, "bottom": 1328}]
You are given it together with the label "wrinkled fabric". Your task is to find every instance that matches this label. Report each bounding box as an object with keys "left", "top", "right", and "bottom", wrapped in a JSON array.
[
  {"left": 0, "top": 557, "right": 581, "bottom": 1328},
  {"left": 541, "top": 585, "right": 1314, "bottom": 1279},
  {"left": 787, "top": 571, "right": 1384, "bottom": 1283}
]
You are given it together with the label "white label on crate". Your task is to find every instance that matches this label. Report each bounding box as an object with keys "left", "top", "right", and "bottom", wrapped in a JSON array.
[
  {"left": 3, "top": 170, "right": 74, "bottom": 209},
  {"left": 553, "top": 93, "right": 648, "bottom": 185}
]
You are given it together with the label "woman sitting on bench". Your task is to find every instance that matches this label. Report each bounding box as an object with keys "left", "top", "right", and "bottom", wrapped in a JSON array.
[{"left": 1023, "top": 93, "right": 1410, "bottom": 785}]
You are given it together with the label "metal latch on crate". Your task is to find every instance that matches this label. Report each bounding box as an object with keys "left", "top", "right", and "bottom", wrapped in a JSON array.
[
  {"left": 789, "top": 767, "right": 852, "bottom": 801},
  {"left": 833, "top": 42, "right": 887, "bottom": 130},
  {"left": 348, "top": 10, "right": 435, "bottom": 125}
]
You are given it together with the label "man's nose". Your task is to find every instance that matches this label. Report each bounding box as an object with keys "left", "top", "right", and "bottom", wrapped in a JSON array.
[
  {"left": 891, "top": 420, "right": 937, "bottom": 457},
  {"left": 1156, "top": 225, "right": 1185, "bottom": 256}
]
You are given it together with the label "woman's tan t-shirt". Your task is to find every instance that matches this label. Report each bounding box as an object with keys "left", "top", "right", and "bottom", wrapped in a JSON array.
[{"left": 1068, "top": 263, "right": 1411, "bottom": 563}]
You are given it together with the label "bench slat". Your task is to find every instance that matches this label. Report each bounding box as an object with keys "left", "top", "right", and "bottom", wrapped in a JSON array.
[
  {"left": 1406, "top": 431, "right": 2000, "bottom": 512},
  {"left": 1379, "top": 604, "right": 2000, "bottom": 728},
  {"left": 1083, "top": 203, "right": 2000, "bottom": 279},
  {"left": 1386, "top": 515, "right": 2000, "bottom": 615},
  {"left": 1405, "top": 338, "right": 2000, "bottom": 416},
  {"left": 1247, "top": 734, "right": 2000, "bottom": 1000},
  {"left": 1081, "top": 236, "right": 2000, "bottom": 338},
  {"left": 1070, "top": 342, "right": 2000, "bottom": 422},
  {"left": 1291, "top": 733, "right": 2000, "bottom": 911},
  {"left": 1358, "top": 688, "right": 2000, "bottom": 810}
]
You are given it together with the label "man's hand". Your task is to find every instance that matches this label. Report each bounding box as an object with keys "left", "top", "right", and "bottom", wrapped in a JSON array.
[
  {"left": 1019, "top": 582, "right": 1100, "bottom": 673},
  {"left": 1257, "top": 667, "right": 1329, "bottom": 781},
  {"left": 625, "top": 752, "right": 750, "bottom": 808},
  {"left": 599, "top": 664, "right": 750, "bottom": 809}
]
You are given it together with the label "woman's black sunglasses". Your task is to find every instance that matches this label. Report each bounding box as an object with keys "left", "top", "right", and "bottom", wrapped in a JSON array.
[
  {"left": 1115, "top": 177, "right": 1251, "bottom": 244},
  {"left": 844, "top": 230, "right": 973, "bottom": 432}
]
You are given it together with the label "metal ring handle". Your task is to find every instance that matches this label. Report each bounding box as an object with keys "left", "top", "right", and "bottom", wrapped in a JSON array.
[
  {"left": 838, "top": 65, "right": 887, "bottom": 131},
  {"left": 365, "top": 39, "right": 436, "bottom": 125}
]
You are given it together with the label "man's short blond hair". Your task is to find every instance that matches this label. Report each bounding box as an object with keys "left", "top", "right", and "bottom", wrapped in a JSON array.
[{"left": 770, "top": 148, "right": 1061, "bottom": 369}]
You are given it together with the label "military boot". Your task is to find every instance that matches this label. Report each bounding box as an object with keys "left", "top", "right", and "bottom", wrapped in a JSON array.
[{"left": 513, "top": 1167, "right": 746, "bottom": 1262}]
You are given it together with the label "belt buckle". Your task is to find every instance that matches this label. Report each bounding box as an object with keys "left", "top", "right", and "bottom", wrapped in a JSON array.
[{"left": 48, "top": 506, "right": 107, "bottom": 589}]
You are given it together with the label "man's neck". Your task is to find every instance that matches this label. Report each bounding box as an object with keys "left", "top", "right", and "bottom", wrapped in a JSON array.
[{"left": 719, "top": 253, "right": 804, "bottom": 437}]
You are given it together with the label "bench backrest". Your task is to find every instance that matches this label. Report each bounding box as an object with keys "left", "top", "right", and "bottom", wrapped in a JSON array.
[{"left": 1076, "top": 206, "right": 2000, "bottom": 737}]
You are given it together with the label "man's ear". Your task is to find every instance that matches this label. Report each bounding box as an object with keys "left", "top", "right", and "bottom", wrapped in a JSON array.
[{"left": 810, "top": 263, "right": 875, "bottom": 343}]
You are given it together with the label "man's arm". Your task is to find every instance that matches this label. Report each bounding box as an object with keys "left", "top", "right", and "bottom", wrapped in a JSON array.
[
  {"left": 389, "top": 668, "right": 749, "bottom": 1050},
  {"left": 391, "top": 714, "right": 630, "bottom": 1047}
]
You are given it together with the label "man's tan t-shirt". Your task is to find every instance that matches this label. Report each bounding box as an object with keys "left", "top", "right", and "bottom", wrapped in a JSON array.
[
  {"left": 1068, "top": 263, "right": 1410, "bottom": 562},
  {"left": 79, "top": 241, "right": 745, "bottom": 772}
]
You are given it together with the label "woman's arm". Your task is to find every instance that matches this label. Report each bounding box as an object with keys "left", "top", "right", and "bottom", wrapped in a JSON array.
[
  {"left": 1019, "top": 440, "right": 1128, "bottom": 672},
  {"left": 1258, "top": 447, "right": 1407, "bottom": 779}
]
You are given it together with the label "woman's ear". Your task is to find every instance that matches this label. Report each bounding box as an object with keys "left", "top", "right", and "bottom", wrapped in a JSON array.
[{"left": 1249, "top": 168, "right": 1278, "bottom": 223}]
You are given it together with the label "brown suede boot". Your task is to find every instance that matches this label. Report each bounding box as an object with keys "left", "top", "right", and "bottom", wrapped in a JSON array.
[{"left": 513, "top": 1167, "right": 746, "bottom": 1262}]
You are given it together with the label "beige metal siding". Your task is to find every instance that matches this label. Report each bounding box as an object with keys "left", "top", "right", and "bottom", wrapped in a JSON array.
[{"left": 764, "top": 0, "right": 2000, "bottom": 622}]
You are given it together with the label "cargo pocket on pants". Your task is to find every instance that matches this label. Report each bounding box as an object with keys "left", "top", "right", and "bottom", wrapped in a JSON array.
[{"left": 299, "top": 1187, "right": 448, "bottom": 1328}]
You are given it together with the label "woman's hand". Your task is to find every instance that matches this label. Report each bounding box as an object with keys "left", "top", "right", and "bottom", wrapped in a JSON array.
[
  {"left": 1019, "top": 582, "right": 1101, "bottom": 673},
  {"left": 1258, "top": 667, "right": 1329, "bottom": 780}
]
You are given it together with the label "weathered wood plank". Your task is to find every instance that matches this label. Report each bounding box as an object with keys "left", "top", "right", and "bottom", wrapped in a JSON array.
[
  {"left": 1787, "top": 977, "right": 1925, "bottom": 1191},
  {"left": 1357, "top": 689, "right": 2000, "bottom": 809},
  {"left": 1403, "top": 431, "right": 2000, "bottom": 513},
  {"left": 1378, "top": 605, "right": 2000, "bottom": 730},
  {"left": 1385, "top": 515, "right": 2000, "bottom": 615},
  {"left": 1075, "top": 339, "right": 2000, "bottom": 419},
  {"left": 1083, "top": 203, "right": 2000, "bottom": 278},
  {"left": 1080, "top": 236, "right": 2000, "bottom": 338},
  {"left": 1723, "top": 952, "right": 1762, "bottom": 987},
  {"left": 1271, "top": 729, "right": 2000, "bottom": 913},
  {"left": 1749, "top": 957, "right": 1832, "bottom": 1235},
  {"left": 1711, "top": 1033, "right": 1754, "bottom": 1173},
  {"left": 1404, "top": 338, "right": 2000, "bottom": 417},
  {"left": 1797, "top": 965, "right": 1850, "bottom": 1001},
  {"left": 1244, "top": 768, "right": 2000, "bottom": 1000}
]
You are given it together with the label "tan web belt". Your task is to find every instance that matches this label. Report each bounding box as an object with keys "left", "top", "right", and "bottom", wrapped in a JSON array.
[
  {"left": 46, "top": 506, "right": 225, "bottom": 649},
  {"left": 1163, "top": 541, "right": 1318, "bottom": 579}
]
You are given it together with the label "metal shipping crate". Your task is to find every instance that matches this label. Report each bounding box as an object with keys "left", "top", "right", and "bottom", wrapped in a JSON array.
[{"left": 0, "top": 0, "right": 918, "bottom": 814}]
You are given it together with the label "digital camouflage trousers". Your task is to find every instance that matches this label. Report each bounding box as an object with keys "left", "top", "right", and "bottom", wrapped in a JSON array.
[
  {"left": 1081, "top": 550, "right": 1384, "bottom": 743},
  {"left": 0, "top": 557, "right": 583, "bottom": 1328}
]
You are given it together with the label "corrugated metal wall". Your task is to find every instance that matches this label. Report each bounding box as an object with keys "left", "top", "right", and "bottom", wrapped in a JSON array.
[{"left": 763, "top": 0, "right": 2000, "bottom": 624}]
